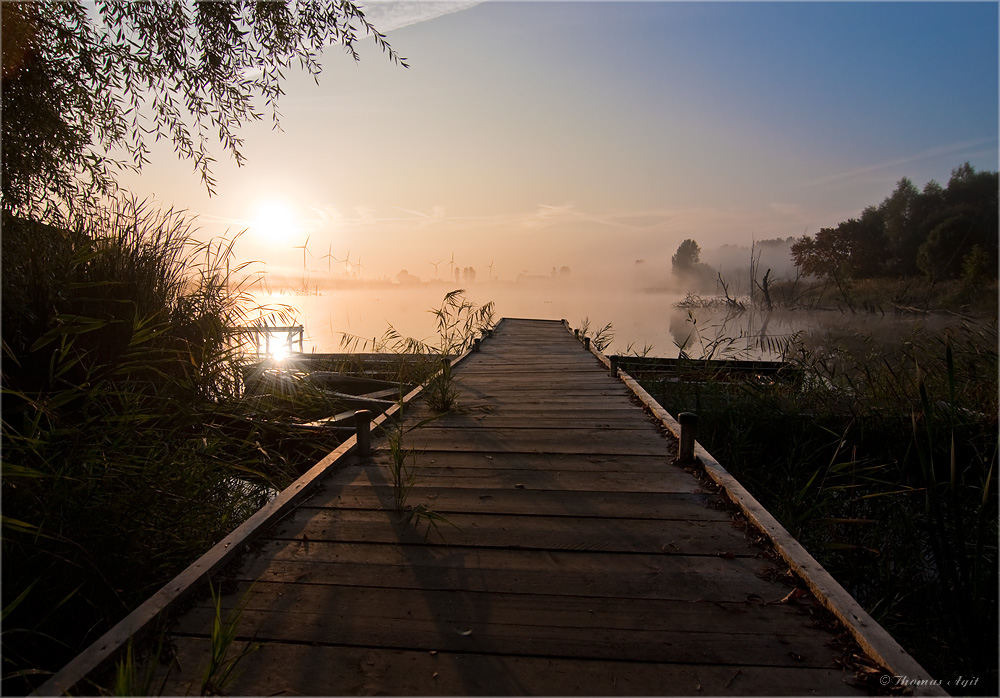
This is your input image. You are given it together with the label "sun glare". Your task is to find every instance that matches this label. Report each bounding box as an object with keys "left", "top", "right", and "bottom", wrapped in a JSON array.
[
  {"left": 255, "top": 200, "right": 295, "bottom": 242},
  {"left": 266, "top": 331, "right": 292, "bottom": 361}
]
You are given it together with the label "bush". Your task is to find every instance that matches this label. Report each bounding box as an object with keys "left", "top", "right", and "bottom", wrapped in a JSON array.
[
  {"left": 1, "top": 200, "right": 337, "bottom": 693},
  {"left": 639, "top": 319, "right": 998, "bottom": 694}
]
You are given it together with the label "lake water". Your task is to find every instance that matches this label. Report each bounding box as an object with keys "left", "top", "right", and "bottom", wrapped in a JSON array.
[{"left": 249, "top": 280, "right": 970, "bottom": 360}]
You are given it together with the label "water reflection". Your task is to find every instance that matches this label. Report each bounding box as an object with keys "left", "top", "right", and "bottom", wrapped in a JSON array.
[{"left": 248, "top": 284, "right": 972, "bottom": 361}]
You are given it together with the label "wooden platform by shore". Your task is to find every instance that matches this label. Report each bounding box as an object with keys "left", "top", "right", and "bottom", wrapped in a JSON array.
[{"left": 37, "top": 318, "right": 943, "bottom": 696}]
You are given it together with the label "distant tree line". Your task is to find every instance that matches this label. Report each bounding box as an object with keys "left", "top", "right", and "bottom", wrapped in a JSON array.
[{"left": 791, "top": 163, "right": 998, "bottom": 284}]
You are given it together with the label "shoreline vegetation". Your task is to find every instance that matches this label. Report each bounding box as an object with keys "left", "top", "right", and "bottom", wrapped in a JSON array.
[
  {"left": 0, "top": 204, "right": 492, "bottom": 694},
  {"left": 3, "top": 165, "right": 997, "bottom": 694},
  {"left": 634, "top": 296, "right": 997, "bottom": 695},
  {"left": 1, "top": 203, "right": 402, "bottom": 694},
  {"left": 3, "top": 4, "right": 995, "bottom": 688}
]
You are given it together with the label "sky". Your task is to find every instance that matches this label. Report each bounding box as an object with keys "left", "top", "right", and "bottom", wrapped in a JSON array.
[{"left": 118, "top": 0, "right": 999, "bottom": 285}]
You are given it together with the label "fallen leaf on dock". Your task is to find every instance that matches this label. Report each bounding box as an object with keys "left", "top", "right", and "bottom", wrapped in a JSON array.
[{"left": 777, "top": 588, "right": 807, "bottom": 604}]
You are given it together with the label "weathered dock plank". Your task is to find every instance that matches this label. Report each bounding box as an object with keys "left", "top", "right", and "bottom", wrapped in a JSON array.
[
  {"left": 162, "top": 639, "right": 870, "bottom": 696},
  {"left": 171, "top": 585, "right": 845, "bottom": 666},
  {"left": 267, "top": 508, "right": 757, "bottom": 556},
  {"left": 39, "top": 317, "right": 943, "bottom": 696},
  {"left": 314, "top": 485, "right": 727, "bottom": 517},
  {"left": 235, "top": 541, "right": 802, "bottom": 602}
]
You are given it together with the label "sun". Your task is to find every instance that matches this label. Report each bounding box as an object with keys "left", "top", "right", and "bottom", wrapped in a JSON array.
[
  {"left": 268, "top": 334, "right": 290, "bottom": 361},
  {"left": 254, "top": 199, "right": 295, "bottom": 242}
]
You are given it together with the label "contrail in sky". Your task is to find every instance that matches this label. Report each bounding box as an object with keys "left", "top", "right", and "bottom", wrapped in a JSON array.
[
  {"left": 804, "top": 137, "right": 998, "bottom": 188},
  {"left": 362, "top": 1, "right": 485, "bottom": 33}
]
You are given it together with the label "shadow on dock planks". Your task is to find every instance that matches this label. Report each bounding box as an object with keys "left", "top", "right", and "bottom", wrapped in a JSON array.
[{"left": 37, "top": 318, "right": 944, "bottom": 697}]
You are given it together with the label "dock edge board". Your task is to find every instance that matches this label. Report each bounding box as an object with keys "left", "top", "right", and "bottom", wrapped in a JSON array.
[
  {"left": 579, "top": 323, "right": 947, "bottom": 698},
  {"left": 31, "top": 320, "right": 494, "bottom": 697}
]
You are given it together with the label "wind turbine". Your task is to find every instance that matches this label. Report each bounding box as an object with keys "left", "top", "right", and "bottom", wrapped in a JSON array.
[
  {"left": 332, "top": 250, "right": 351, "bottom": 275},
  {"left": 352, "top": 255, "right": 364, "bottom": 278},
  {"left": 292, "top": 234, "right": 312, "bottom": 271},
  {"left": 487, "top": 259, "right": 494, "bottom": 281},
  {"left": 447, "top": 252, "right": 456, "bottom": 281},
  {"left": 428, "top": 259, "right": 443, "bottom": 280},
  {"left": 322, "top": 243, "right": 336, "bottom": 273}
]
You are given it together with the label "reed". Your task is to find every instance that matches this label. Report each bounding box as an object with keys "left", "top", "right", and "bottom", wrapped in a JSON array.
[
  {"left": 344, "top": 289, "right": 494, "bottom": 413},
  {"left": 386, "top": 423, "right": 420, "bottom": 513},
  {"left": 0, "top": 200, "right": 334, "bottom": 693},
  {"left": 199, "top": 582, "right": 259, "bottom": 696},
  {"left": 111, "top": 637, "right": 169, "bottom": 697},
  {"left": 578, "top": 317, "right": 614, "bottom": 352},
  {"left": 638, "top": 314, "right": 998, "bottom": 693}
]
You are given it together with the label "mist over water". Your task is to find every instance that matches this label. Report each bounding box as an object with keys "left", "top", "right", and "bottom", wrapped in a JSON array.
[
  {"left": 249, "top": 276, "right": 966, "bottom": 360},
  {"left": 252, "top": 280, "right": 690, "bottom": 356},
  {"left": 245, "top": 239, "right": 819, "bottom": 357}
]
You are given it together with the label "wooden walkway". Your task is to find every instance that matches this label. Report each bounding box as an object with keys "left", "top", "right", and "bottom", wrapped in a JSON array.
[{"left": 40, "top": 318, "right": 942, "bottom": 696}]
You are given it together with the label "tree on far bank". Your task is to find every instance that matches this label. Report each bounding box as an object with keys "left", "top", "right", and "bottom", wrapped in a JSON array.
[
  {"left": 879, "top": 176, "right": 923, "bottom": 276},
  {"left": 671, "top": 238, "right": 715, "bottom": 289},
  {"left": 791, "top": 206, "right": 885, "bottom": 280},
  {"left": 791, "top": 162, "right": 998, "bottom": 284},
  {"left": 671, "top": 239, "right": 701, "bottom": 273},
  {"left": 1, "top": 0, "right": 406, "bottom": 219}
]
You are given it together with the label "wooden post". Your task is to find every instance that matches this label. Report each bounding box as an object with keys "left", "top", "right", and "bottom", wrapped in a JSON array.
[
  {"left": 678, "top": 412, "right": 697, "bottom": 464},
  {"left": 583, "top": 336, "right": 590, "bottom": 351},
  {"left": 609, "top": 355, "right": 619, "bottom": 378},
  {"left": 354, "top": 410, "right": 372, "bottom": 458},
  {"left": 486, "top": 328, "right": 494, "bottom": 338},
  {"left": 473, "top": 338, "right": 481, "bottom": 352},
  {"left": 574, "top": 329, "right": 579, "bottom": 339}
]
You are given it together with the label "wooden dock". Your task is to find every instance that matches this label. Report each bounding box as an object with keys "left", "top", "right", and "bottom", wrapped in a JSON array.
[{"left": 39, "top": 318, "right": 942, "bottom": 696}]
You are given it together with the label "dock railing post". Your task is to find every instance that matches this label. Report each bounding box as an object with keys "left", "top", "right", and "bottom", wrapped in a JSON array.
[
  {"left": 583, "top": 336, "right": 590, "bottom": 351},
  {"left": 355, "top": 410, "right": 373, "bottom": 458},
  {"left": 677, "top": 412, "right": 697, "bottom": 464},
  {"left": 574, "top": 329, "right": 579, "bottom": 339},
  {"left": 609, "top": 355, "right": 619, "bottom": 378}
]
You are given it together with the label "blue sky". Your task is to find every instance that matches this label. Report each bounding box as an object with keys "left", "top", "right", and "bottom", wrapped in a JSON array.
[{"left": 120, "top": 1, "right": 999, "bottom": 282}]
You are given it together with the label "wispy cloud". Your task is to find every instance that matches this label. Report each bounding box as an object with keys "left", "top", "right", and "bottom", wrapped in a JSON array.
[
  {"left": 519, "top": 203, "right": 634, "bottom": 230},
  {"left": 362, "top": 1, "right": 484, "bottom": 33},
  {"left": 804, "top": 138, "right": 998, "bottom": 188},
  {"left": 393, "top": 204, "right": 454, "bottom": 226},
  {"left": 241, "top": 2, "right": 482, "bottom": 81}
]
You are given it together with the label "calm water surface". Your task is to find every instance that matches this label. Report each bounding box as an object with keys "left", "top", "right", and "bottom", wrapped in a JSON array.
[{"left": 250, "top": 281, "right": 968, "bottom": 360}]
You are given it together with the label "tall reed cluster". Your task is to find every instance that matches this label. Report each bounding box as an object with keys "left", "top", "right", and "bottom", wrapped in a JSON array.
[
  {"left": 1, "top": 200, "right": 331, "bottom": 693},
  {"left": 640, "top": 317, "right": 998, "bottom": 694},
  {"left": 343, "top": 289, "right": 495, "bottom": 413}
]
